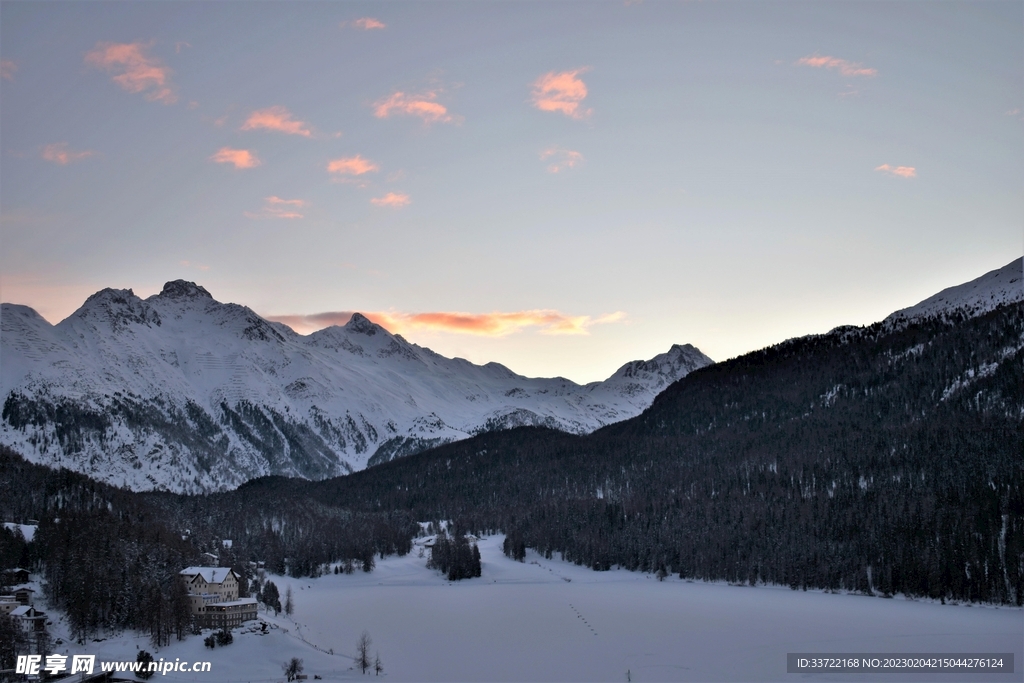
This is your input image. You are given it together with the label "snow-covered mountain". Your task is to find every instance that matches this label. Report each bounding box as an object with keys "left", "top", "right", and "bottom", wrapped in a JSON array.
[
  {"left": 884, "top": 257, "right": 1023, "bottom": 325},
  {"left": 1, "top": 281, "right": 712, "bottom": 493}
]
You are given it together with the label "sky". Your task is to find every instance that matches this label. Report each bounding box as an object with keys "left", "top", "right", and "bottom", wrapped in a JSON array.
[{"left": 1, "top": 1, "right": 1021, "bottom": 384}]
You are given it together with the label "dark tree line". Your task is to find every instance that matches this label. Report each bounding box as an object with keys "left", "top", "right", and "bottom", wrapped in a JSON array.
[
  {"left": 428, "top": 528, "right": 481, "bottom": 580},
  {"left": 35, "top": 508, "right": 193, "bottom": 645},
  {"left": 0, "top": 525, "right": 37, "bottom": 584},
  {"left": 140, "top": 476, "right": 416, "bottom": 578},
  {"left": 502, "top": 532, "right": 526, "bottom": 562}
]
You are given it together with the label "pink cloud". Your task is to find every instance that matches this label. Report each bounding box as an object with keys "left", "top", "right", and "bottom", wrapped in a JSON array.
[
  {"left": 370, "top": 192, "right": 410, "bottom": 208},
  {"left": 245, "top": 196, "right": 306, "bottom": 220},
  {"left": 796, "top": 54, "right": 877, "bottom": 77},
  {"left": 41, "top": 143, "right": 95, "bottom": 165},
  {"left": 241, "top": 106, "right": 312, "bottom": 137},
  {"left": 351, "top": 18, "right": 386, "bottom": 30},
  {"left": 0, "top": 60, "right": 17, "bottom": 81},
  {"left": 373, "top": 91, "right": 458, "bottom": 124},
  {"left": 540, "top": 147, "right": 583, "bottom": 173},
  {"left": 327, "top": 155, "right": 379, "bottom": 175},
  {"left": 875, "top": 164, "right": 916, "bottom": 178},
  {"left": 531, "top": 68, "right": 592, "bottom": 119},
  {"left": 209, "top": 147, "right": 261, "bottom": 169},
  {"left": 266, "top": 308, "right": 625, "bottom": 337},
  {"left": 84, "top": 41, "right": 177, "bottom": 104}
]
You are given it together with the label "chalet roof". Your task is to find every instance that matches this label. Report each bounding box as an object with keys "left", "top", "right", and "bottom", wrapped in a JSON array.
[
  {"left": 11, "top": 605, "right": 43, "bottom": 618},
  {"left": 179, "top": 567, "right": 236, "bottom": 584}
]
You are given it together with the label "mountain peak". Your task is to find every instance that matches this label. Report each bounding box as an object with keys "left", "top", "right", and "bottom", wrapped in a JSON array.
[
  {"left": 345, "top": 312, "right": 380, "bottom": 335},
  {"left": 156, "top": 280, "right": 213, "bottom": 300},
  {"left": 71, "top": 287, "right": 159, "bottom": 331},
  {"left": 83, "top": 287, "right": 137, "bottom": 306}
]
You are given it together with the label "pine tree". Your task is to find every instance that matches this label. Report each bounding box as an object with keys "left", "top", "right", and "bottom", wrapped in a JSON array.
[
  {"left": 136, "top": 650, "right": 155, "bottom": 680},
  {"left": 472, "top": 544, "right": 482, "bottom": 577},
  {"left": 262, "top": 581, "right": 281, "bottom": 615}
]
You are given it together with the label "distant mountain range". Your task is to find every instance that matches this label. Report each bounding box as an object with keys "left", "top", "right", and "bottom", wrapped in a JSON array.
[{"left": 0, "top": 281, "right": 711, "bottom": 492}]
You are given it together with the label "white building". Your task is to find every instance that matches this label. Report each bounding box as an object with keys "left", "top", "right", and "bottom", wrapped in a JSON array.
[{"left": 179, "top": 567, "right": 256, "bottom": 629}]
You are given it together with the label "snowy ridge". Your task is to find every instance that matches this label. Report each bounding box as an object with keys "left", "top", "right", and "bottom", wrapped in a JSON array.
[
  {"left": 885, "top": 257, "right": 1023, "bottom": 325},
  {"left": 1, "top": 281, "right": 712, "bottom": 493}
]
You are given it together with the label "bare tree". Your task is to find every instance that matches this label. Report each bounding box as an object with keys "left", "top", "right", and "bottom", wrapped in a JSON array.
[
  {"left": 283, "top": 657, "right": 303, "bottom": 681},
  {"left": 355, "top": 631, "right": 372, "bottom": 674},
  {"left": 374, "top": 652, "right": 383, "bottom": 676}
]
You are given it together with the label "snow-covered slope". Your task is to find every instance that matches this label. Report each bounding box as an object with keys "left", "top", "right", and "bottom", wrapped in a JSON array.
[
  {"left": 885, "top": 257, "right": 1023, "bottom": 325},
  {"left": 0, "top": 281, "right": 712, "bottom": 493}
]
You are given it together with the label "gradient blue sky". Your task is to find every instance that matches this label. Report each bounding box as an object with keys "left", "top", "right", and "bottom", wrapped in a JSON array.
[{"left": 2, "top": 1, "right": 1021, "bottom": 382}]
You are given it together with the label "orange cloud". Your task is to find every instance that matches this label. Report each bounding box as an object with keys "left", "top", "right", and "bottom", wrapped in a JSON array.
[
  {"left": 540, "top": 147, "right": 583, "bottom": 173},
  {"left": 0, "top": 60, "right": 16, "bottom": 81},
  {"left": 875, "top": 164, "right": 916, "bottom": 178},
  {"left": 266, "top": 309, "right": 626, "bottom": 337},
  {"left": 241, "top": 106, "right": 312, "bottom": 136},
  {"left": 370, "top": 192, "right": 410, "bottom": 208},
  {"left": 351, "top": 17, "right": 386, "bottom": 29},
  {"left": 796, "top": 54, "right": 877, "bottom": 77},
  {"left": 84, "top": 41, "right": 177, "bottom": 104},
  {"left": 373, "top": 91, "right": 458, "bottom": 124},
  {"left": 327, "top": 155, "right": 379, "bottom": 175},
  {"left": 41, "top": 143, "right": 95, "bottom": 165},
  {"left": 244, "top": 196, "right": 306, "bottom": 220},
  {"left": 210, "top": 147, "right": 261, "bottom": 169},
  {"left": 531, "top": 68, "right": 592, "bottom": 119}
]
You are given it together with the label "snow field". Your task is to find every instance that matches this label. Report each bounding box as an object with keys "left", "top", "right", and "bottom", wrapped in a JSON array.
[
  {"left": 38, "top": 534, "right": 1023, "bottom": 682},
  {"left": 278, "top": 535, "right": 1023, "bottom": 682}
]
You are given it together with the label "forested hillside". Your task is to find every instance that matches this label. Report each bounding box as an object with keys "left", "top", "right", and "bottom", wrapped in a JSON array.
[{"left": 0, "top": 447, "right": 415, "bottom": 643}]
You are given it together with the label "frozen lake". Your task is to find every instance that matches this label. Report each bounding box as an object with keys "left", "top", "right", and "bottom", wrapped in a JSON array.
[{"left": 55, "top": 534, "right": 1022, "bottom": 682}]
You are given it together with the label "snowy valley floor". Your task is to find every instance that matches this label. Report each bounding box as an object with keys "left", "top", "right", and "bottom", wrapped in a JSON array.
[{"left": 45, "top": 535, "right": 1022, "bottom": 683}]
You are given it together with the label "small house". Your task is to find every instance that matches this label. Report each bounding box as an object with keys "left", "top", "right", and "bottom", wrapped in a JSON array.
[
  {"left": 2, "top": 568, "right": 30, "bottom": 584},
  {"left": 0, "top": 596, "right": 19, "bottom": 616},
  {"left": 11, "top": 586, "right": 34, "bottom": 605},
  {"left": 10, "top": 605, "right": 46, "bottom": 632}
]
